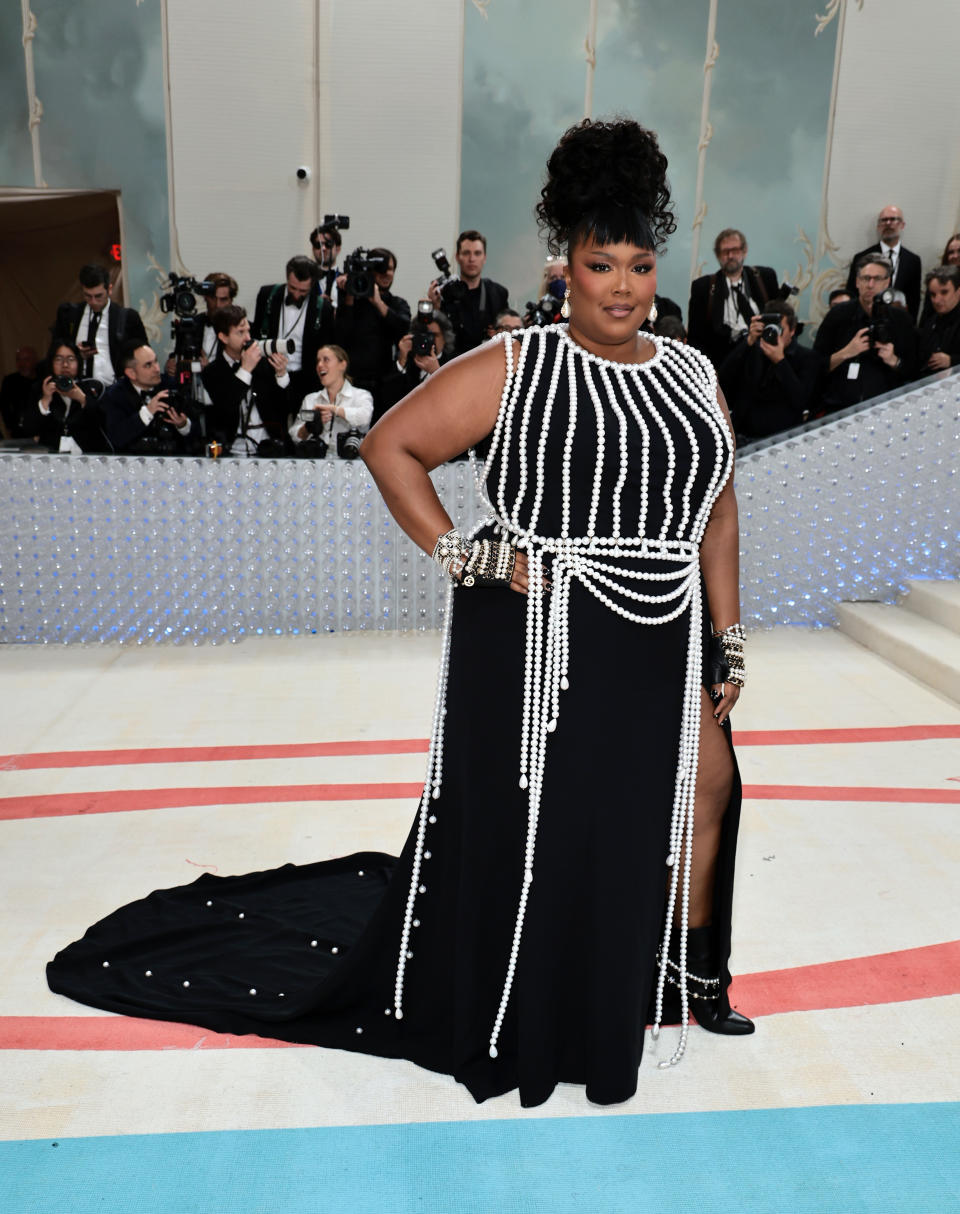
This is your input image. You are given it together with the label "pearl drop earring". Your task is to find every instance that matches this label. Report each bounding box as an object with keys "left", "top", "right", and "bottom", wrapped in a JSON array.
[
  {"left": 649, "top": 301, "right": 659, "bottom": 324},
  {"left": 560, "top": 288, "right": 571, "bottom": 320}
]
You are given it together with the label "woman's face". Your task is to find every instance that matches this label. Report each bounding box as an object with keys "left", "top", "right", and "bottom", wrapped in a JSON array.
[
  {"left": 566, "top": 235, "right": 657, "bottom": 355},
  {"left": 51, "top": 346, "right": 79, "bottom": 377},
  {"left": 316, "top": 347, "right": 347, "bottom": 386},
  {"left": 946, "top": 239, "right": 960, "bottom": 266}
]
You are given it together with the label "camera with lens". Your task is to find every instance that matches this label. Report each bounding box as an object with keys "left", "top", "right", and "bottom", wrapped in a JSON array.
[
  {"left": 323, "top": 214, "right": 350, "bottom": 231},
  {"left": 293, "top": 407, "right": 329, "bottom": 458},
  {"left": 343, "top": 247, "right": 390, "bottom": 299},
  {"left": 867, "top": 290, "right": 894, "bottom": 347},
  {"left": 261, "top": 338, "right": 295, "bottom": 357},
  {"left": 336, "top": 428, "right": 363, "bottom": 460},
  {"left": 53, "top": 374, "right": 76, "bottom": 392},
  {"left": 758, "top": 313, "right": 783, "bottom": 345},
  {"left": 159, "top": 272, "right": 215, "bottom": 319}
]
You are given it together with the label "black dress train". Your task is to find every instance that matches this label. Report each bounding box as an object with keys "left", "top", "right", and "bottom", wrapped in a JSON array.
[{"left": 47, "top": 327, "right": 744, "bottom": 1107}]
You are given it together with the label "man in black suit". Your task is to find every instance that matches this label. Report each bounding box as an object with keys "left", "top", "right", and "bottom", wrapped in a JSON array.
[
  {"left": 429, "top": 230, "right": 509, "bottom": 353},
  {"left": 334, "top": 247, "right": 410, "bottom": 405},
  {"left": 917, "top": 265, "right": 960, "bottom": 374},
  {"left": 310, "top": 222, "right": 342, "bottom": 305},
  {"left": 718, "top": 301, "right": 824, "bottom": 440},
  {"left": 688, "top": 229, "right": 779, "bottom": 367},
  {"left": 814, "top": 254, "right": 917, "bottom": 413},
  {"left": 201, "top": 304, "right": 293, "bottom": 455},
  {"left": 845, "top": 206, "right": 922, "bottom": 320},
  {"left": 52, "top": 264, "right": 147, "bottom": 386},
  {"left": 252, "top": 255, "right": 335, "bottom": 404},
  {"left": 103, "top": 341, "right": 194, "bottom": 454}
]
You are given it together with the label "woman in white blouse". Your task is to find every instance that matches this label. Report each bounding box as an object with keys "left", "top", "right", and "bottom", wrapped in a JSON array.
[{"left": 290, "top": 344, "right": 373, "bottom": 453}]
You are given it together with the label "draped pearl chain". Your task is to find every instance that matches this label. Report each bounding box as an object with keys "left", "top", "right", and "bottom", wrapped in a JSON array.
[{"left": 397, "top": 327, "right": 734, "bottom": 1069}]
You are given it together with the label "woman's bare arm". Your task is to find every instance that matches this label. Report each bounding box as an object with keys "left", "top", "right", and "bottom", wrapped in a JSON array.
[
  {"left": 700, "top": 390, "right": 741, "bottom": 721},
  {"left": 360, "top": 340, "right": 507, "bottom": 556}
]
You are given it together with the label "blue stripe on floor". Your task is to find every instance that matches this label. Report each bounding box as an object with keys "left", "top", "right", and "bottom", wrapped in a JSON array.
[{"left": 2, "top": 1102, "right": 958, "bottom": 1214}]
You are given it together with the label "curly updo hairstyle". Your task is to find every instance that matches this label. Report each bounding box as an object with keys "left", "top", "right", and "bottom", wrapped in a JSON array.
[{"left": 536, "top": 118, "right": 676, "bottom": 258}]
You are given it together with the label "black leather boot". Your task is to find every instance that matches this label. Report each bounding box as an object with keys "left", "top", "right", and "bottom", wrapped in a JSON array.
[{"left": 656, "top": 925, "right": 755, "bottom": 1036}]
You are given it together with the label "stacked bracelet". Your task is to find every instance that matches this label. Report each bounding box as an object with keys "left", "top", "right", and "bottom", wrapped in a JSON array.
[
  {"left": 461, "top": 538, "right": 517, "bottom": 587},
  {"left": 713, "top": 622, "right": 746, "bottom": 688},
  {"left": 431, "top": 529, "right": 517, "bottom": 588}
]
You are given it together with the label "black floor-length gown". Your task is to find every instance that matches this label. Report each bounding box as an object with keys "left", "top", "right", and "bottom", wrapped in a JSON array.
[{"left": 47, "top": 327, "right": 744, "bottom": 1107}]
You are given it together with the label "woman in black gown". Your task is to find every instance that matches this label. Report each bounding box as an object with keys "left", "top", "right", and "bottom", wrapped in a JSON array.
[{"left": 47, "top": 119, "right": 753, "bottom": 1108}]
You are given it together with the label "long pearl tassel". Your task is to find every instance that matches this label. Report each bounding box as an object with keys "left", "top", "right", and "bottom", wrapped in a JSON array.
[
  {"left": 392, "top": 578, "right": 455, "bottom": 1021},
  {"left": 652, "top": 585, "right": 703, "bottom": 1067}
]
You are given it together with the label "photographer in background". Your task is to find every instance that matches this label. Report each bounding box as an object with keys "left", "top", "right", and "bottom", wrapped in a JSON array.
[
  {"left": 103, "top": 342, "right": 194, "bottom": 454},
  {"left": 310, "top": 222, "right": 343, "bottom": 303},
  {"left": 0, "top": 345, "right": 40, "bottom": 438},
  {"left": 378, "top": 305, "right": 455, "bottom": 421},
  {"left": 493, "top": 309, "right": 523, "bottom": 334},
  {"left": 688, "top": 229, "right": 779, "bottom": 367},
  {"left": 814, "top": 254, "right": 916, "bottom": 413},
  {"left": 429, "top": 230, "right": 508, "bottom": 353},
  {"left": 334, "top": 247, "right": 410, "bottom": 406},
  {"left": 202, "top": 305, "right": 292, "bottom": 456},
  {"left": 52, "top": 264, "right": 146, "bottom": 387},
  {"left": 918, "top": 266, "right": 960, "bottom": 373},
  {"left": 718, "top": 301, "right": 823, "bottom": 441},
  {"left": 845, "top": 205, "right": 922, "bottom": 321},
  {"left": 253, "top": 255, "right": 334, "bottom": 401},
  {"left": 29, "top": 340, "right": 108, "bottom": 453},
  {"left": 289, "top": 345, "right": 373, "bottom": 457}
]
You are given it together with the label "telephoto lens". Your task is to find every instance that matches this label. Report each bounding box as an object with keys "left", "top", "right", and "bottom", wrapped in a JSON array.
[{"left": 261, "top": 338, "right": 296, "bottom": 357}]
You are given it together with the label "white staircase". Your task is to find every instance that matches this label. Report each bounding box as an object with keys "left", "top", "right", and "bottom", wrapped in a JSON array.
[{"left": 835, "top": 580, "right": 960, "bottom": 704}]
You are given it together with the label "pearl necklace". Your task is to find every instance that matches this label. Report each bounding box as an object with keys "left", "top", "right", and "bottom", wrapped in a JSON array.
[{"left": 396, "top": 327, "right": 734, "bottom": 1070}]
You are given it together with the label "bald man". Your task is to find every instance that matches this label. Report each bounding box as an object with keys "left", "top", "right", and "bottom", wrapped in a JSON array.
[{"left": 845, "top": 205, "right": 922, "bottom": 319}]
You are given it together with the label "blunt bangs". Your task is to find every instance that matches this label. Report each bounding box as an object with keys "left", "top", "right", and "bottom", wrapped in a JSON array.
[{"left": 569, "top": 205, "right": 659, "bottom": 256}]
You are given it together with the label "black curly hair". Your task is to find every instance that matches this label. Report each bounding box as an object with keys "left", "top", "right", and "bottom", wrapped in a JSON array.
[{"left": 536, "top": 118, "right": 676, "bottom": 257}]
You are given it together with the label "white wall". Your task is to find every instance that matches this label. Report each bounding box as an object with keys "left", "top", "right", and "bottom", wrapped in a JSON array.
[
  {"left": 827, "top": 0, "right": 960, "bottom": 275},
  {"left": 165, "top": 0, "right": 463, "bottom": 315}
]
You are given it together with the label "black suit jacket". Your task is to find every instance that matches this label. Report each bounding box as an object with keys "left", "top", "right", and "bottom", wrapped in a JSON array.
[
  {"left": 251, "top": 283, "right": 335, "bottom": 383},
  {"left": 200, "top": 350, "right": 292, "bottom": 449},
  {"left": 53, "top": 302, "right": 147, "bottom": 378},
  {"left": 917, "top": 306, "right": 960, "bottom": 371},
  {"left": 845, "top": 244, "right": 922, "bottom": 320},
  {"left": 102, "top": 376, "right": 194, "bottom": 453},
  {"left": 29, "top": 386, "right": 109, "bottom": 453},
  {"left": 334, "top": 289, "right": 411, "bottom": 388},
  {"left": 687, "top": 266, "right": 779, "bottom": 367}
]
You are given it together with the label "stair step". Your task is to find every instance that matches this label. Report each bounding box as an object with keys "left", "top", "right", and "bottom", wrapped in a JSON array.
[
  {"left": 903, "top": 580, "right": 960, "bottom": 636},
  {"left": 835, "top": 601, "right": 960, "bottom": 704}
]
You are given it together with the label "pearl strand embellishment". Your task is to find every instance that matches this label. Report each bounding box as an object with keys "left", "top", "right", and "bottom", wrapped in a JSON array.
[{"left": 467, "top": 329, "right": 735, "bottom": 1065}]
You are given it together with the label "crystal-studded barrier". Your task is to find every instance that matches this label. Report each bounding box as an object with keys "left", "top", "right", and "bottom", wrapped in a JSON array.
[{"left": 0, "top": 370, "right": 957, "bottom": 644}]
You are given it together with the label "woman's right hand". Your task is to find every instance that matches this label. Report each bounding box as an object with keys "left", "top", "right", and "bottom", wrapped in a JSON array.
[
  {"left": 40, "top": 376, "right": 56, "bottom": 405},
  {"left": 396, "top": 334, "right": 412, "bottom": 369}
]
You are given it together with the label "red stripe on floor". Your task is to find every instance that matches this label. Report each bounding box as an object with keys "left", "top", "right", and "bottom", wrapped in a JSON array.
[
  {"left": 0, "top": 783, "right": 427, "bottom": 820},
  {"left": 729, "top": 939, "right": 960, "bottom": 1017},
  {"left": 10, "top": 940, "right": 958, "bottom": 1050},
  {"left": 0, "top": 739, "right": 430, "bottom": 772},
  {"left": 2, "top": 781, "right": 959, "bottom": 821},
  {"left": 743, "top": 784, "right": 960, "bottom": 804},
  {"left": 2, "top": 725, "right": 958, "bottom": 773},
  {"left": 733, "top": 724, "right": 960, "bottom": 746}
]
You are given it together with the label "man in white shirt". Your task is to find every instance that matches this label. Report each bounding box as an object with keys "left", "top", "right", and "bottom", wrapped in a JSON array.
[
  {"left": 53, "top": 265, "right": 147, "bottom": 386},
  {"left": 252, "top": 256, "right": 335, "bottom": 401},
  {"left": 845, "top": 206, "right": 922, "bottom": 320}
]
